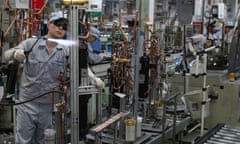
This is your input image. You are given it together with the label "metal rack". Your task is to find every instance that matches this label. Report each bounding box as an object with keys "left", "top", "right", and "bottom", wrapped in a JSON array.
[{"left": 69, "top": 4, "right": 103, "bottom": 143}]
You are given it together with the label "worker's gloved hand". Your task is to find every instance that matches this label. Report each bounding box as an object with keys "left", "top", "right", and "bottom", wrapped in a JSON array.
[
  {"left": 88, "top": 67, "right": 105, "bottom": 89},
  {"left": 14, "top": 49, "right": 26, "bottom": 62},
  {"left": 94, "top": 77, "right": 105, "bottom": 89},
  {"left": 4, "top": 48, "right": 16, "bottom": 62}
]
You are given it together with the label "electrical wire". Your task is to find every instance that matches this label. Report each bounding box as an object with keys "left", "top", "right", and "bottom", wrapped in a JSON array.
[{"left": 0, "top": 90, "right": 65, "bottom": 106}]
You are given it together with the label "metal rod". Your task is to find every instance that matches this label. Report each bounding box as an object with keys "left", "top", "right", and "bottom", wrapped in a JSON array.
[
  {"left": 172, "top": 96, "right": 177, "bottom": 144},
  {"left": 70, "top": 5, "right": 80, "bottom": 144},
  {"left": 201, "top": 52, "right": 209, "bottom": 136}
]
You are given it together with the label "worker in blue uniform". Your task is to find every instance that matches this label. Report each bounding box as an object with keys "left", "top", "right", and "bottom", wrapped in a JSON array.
[{"left": 86, "top": 26, "right": 111, "bottom": 65}]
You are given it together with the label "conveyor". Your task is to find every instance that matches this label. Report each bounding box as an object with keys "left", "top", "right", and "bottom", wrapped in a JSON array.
[
  {"left": 196, "top": 123, "right": 240, "bottom": 144},
  {"left": 86, "top": 116, "right": 191, "bottom": 144}
]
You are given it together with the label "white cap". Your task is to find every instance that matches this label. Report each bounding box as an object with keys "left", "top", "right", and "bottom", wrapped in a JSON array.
[
  {"left": 49, "top": 11, "right": 67, "bottom": 22},
  {"left": 90, "top": 26, "right": 100, "bottom": 38}
]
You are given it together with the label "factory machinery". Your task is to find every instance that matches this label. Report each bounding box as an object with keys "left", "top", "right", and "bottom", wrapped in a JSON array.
[
  {"left": 195, "top": 123, "right": 240, "bottom": 144},
  {"left": 1, "top": 0, "right": 240, "bottom": 144}
]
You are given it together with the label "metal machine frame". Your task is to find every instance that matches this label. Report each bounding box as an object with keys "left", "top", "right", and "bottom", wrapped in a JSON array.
[{"left": 69, "top": 4, "right": 102, "bottom": 143}]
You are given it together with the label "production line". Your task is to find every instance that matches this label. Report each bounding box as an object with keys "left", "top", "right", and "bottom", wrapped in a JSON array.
[
  {"left": 195, "top": 124, "right": 240, "bottom": 144},
  {"left": 1, "top": 0, "right": 240, "bottom": 144}
]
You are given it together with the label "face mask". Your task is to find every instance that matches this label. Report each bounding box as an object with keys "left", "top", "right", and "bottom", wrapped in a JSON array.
[{"left": 91, "top": 38, "right": 102, "bottom": 53}]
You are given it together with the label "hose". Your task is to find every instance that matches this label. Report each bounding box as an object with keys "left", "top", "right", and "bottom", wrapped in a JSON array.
[{"left": 0, "top": 90, "right": 65, "bottom": 106}]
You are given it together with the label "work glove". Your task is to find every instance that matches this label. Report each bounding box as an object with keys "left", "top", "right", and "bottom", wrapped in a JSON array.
[
  {"left": 94, "top": 77, "right": 105, "bottom": 89},
  {"left": 88, "top": 68, "right": 105, "bottom": 89},
  {"left": 4, "top": 48, "right": 16, "bottom": 62},
  {"left": 14, "top": 49, "right": 26, "bottom": 62}
]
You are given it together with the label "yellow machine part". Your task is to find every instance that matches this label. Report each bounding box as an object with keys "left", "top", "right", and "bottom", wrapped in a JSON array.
[{"left": 62, "top": 0, "right": 88, "bottom": 5}]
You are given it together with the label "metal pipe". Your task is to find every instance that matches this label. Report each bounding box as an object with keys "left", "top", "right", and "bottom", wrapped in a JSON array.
[
  {"left": 70, "top": 5, "right": 80, "bottom": 143},
  {"left": 4, "top": 11, "right": 19, "bottom": 38},
  {"left": 172, "top": 96, "right": 177, "bottom": 143},
  {"left": 90, "top": 112, "right": 130, "bottom": 133},
  {"left": 134, "top": 0, "right": 142, "bottom": 139},
  {"left": 200, "top": 53, "right": 207, "bottom": 136},
  {"left": 188, "top": 123, "right": 201, "bottom": 134},
  {"left": 161, "top": 93, "right": 182, "bottom": 143}
]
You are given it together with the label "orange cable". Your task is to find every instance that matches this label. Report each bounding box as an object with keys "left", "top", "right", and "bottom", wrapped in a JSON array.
[{"left": 3, "top": 10, "right": 19, "bottom": 38}]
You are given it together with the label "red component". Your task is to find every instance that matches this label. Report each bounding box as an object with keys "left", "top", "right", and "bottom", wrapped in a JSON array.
[
  {"left": 193, "top": 21, "right": 204, "bottom": 34},
  {"left": 32, "top": 0, "right": 44, "bottom": 10},
  {"left": 57, "top": 73, "right": 64, "bottom": 83},
  {"left": 31, "top": 0, "right": 44, "bottom": 34}
]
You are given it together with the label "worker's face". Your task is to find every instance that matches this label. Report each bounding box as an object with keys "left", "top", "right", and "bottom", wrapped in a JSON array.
[{"left": 47, "top": 19, "right": 68, "bottom": 38}]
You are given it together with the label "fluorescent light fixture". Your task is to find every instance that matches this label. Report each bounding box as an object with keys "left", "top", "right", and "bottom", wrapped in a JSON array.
[{"left": 62, "top": 0, "right": 88, "bottom": 5}]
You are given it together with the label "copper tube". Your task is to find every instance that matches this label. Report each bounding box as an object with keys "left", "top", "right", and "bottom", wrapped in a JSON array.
[{"left": 4, "top": 10, "right": 19, "bottom": 38}]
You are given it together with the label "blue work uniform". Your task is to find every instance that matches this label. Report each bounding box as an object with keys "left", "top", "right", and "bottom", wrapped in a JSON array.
[
  {"left": 128, "top": 30, "right": 145, "bottom": 58},
  {"left": 87, "top": 41, "right": 111, "bottom": 65},
  {"left": 12, "top": 37, "right": 69, "bottom": 144}
]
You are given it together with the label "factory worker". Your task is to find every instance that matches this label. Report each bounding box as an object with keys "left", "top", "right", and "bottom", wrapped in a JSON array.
[
  {"left": 223, "top": 22, "right": 234, "bottom": 54},
  {"left": 205, "top": 20, "right": 222, "bottom": 47},
  {"left": 126, "top": 17, "right": 148, "bottom": 100},
  {"left": 4, "top": 11, "right": 104, "bottom": 144},
  {"left": 86, "top": 26, "right": 111, "bottom": 64},
  {"left": 126, "top": 17, "right": 145, "bottom": 57}
]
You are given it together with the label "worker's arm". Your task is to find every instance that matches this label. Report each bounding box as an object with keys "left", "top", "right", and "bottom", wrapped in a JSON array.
[
  {"left": 88, "top": 67, "right": 105, "bottom": 89},
  {"left": 4, "top": 40, "right": 28, "bottom": 63},
  {"left": 5, "top": 47, "right": 25, "bottom": 63},
  {"left": 4, "top": 38, "right": 40, "bottom": 63},
  {"left": 5, "top": 48, "right": 17, "bottom": 62}
]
